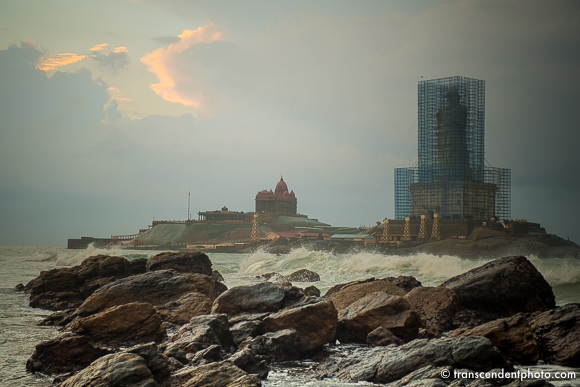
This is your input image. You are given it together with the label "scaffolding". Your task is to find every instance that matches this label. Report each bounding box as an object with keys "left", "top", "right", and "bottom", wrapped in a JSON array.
[{"left": 395, "top": 76, "right": 511, "bottom": 221}]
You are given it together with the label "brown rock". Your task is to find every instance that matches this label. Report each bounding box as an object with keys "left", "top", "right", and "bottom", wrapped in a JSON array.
[
  {"left": 529, "top": 303, "right": 580, "bottom": 366},
  {"left": 328, "top": 280, "right": 406, "bottom": 311},
  {"left": 366, "top": 326, "right": 404, "bottom": 347},
  {"left": 211, "top": 282, "right": 304, "bottom": 317},
  {"left": 78, "top": 270, "right": 214, "bottom": 316},
  {"left": 260, "top": 299, "right": 338, "bottom": 353},
  {"left": 26, "top": 333, "right": 110, "bottom": 374},
  {"left": 77, "top": 255, "right": 132, "bottom": 281},
  {"left": 447, "top": 313, "right": 538, "bottom": 364},
  {"left": 404, "top": 286, "right": 460, "bottom": 333},
  {"left": 171, "top": 361, "right": 261, "bottom": 387},
  {"left": 69, "top": 302, "right": 165, "bottom": 345},
  {"left": 60, "top": 352, "right": 156, "bottom": 387},
  {"left": 440, "top": 256, "right": 555, "bottom": 319},
  {"left": 338, "top": 292, "right": 420, "bottom": 343},
  {"left": 28, "top": 268, "right": 82, "bottom": 310},
  {"left": 171, "top": 314, "right": 234, "bottom": 354},
  {"left": 147, "top": 251, "right": 212, "bottom": 276},
  {"left": 156, "top": 292, "right": 213, "bottom": 324}
]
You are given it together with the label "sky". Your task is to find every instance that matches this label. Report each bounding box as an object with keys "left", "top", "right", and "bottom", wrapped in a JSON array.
[{"left": 1, "top": 0, "right": 579, "bottom": 246}]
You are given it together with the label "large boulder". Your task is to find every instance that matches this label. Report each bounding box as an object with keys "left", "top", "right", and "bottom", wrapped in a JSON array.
[
  {"left": 338, "top": 292, "right": 420, "bottom": 343},
  {"left": 146, "top": 251, "right": 212, "bottom": 276},
  {"left": 171, "top": 314, "right": 234, "bottom": 354},
  {"left": 447, "top": 314, "right": 538, "bottom": 364},
  {"left": 529, "top": 303, "right": 580, "bottom": 366},
  {"left": 211, "top": 282, "right": 304, "bottom": 316},
  {"left": 26, "top": 333, "right": 110, "bottom": 374},
  {"left": 28, "top": 267, "right": 83, "bottom": 310},
  {"left": 69, "top": 302, "right": 165, "bottom": 345},
  {"left": 59, "top": 352, "right": 157, "bottom": 387},
  {"left": 316, "top": 336, "right": 507, "bottom": 384},
  {"left": 260, "top": 299, "right": 338, "bottom": 353},
  {"left": 155, "top": 292, "right": 213, "bottom": 324},
  {"left": 238, "top": 329, "right": 301, "bottom": 362},
  {"left": 440, "top": 256, "right": 555, "bottom": 319},
  {"left": 404, "top": 286, "right": 461, "bottom": 334},
  {"left": 27, "top": 255, "right": 137, "bottom": 311},
  {"left": 324, "top": 276, "right": 421, "bottom": 298},
  {"left": 77, "top": 270, "right": 214, "bottom": 316},
  {"left": 170, "top": 361, "right": 261, "bottom": 387},
  {"left": 77, "top": 255, "right": 132, "bottom": 281},
  {"left": 327, "top": 280, "right": 407, "bottom": 311}
]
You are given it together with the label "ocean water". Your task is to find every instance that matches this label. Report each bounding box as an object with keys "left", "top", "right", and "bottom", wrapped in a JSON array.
[{"left": 1, "top": 244, "right": 580, "bottom": 386}]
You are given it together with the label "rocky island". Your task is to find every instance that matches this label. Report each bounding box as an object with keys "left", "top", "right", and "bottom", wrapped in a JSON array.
[{"left": 17, "top": 251, "right": 580, "bottom": 386}]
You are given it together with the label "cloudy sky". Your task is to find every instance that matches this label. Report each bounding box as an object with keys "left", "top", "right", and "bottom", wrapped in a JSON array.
[{"left": 1, "top": 0, "right": 579, "bottom": 245}]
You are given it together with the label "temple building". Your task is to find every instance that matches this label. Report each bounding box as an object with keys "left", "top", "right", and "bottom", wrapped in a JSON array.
[{"left": 255, "top": 176, "right": 297, "bottom": 214}]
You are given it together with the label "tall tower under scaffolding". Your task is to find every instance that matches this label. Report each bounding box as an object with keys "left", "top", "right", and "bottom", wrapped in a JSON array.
[{"left": 395, "top": 76, "right": 510, "bottom": 221}]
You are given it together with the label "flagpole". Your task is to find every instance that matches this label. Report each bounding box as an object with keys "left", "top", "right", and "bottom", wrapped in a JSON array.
[{"left": 188, "top": 191, "right": 190, "bottom": 220}]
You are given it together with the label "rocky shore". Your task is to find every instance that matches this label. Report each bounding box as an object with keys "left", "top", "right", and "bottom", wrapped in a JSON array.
[
  {"left": 260, "top": 230, "right": 580, "bottom": 259},
  {"left": 17, "top": 252, "right": 580, "bottom": 386}
]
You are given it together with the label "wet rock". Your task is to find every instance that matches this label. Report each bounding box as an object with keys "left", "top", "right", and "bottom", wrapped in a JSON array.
[
  {"left": 285, "top": 269, "right": 320, "bottom": 282},
  {"left": 231, "top": 320, "right": 261, "bottom": 346},
  {"left": 26, "top": 333, "right": 110, "bottom": 374},
  {"left": 255, "top": 272, "right": 282, "bottom": 281},
  {"left": 27, "top": 255, "right": 137, "bottom": 311},
  {"left": 260, "top": 299, "right": 337, "bottom": 353},
  {"left": 59, "top": 352, "right": 157, "bottom": 387},
  {"left": 28, "top": 267, "right": 83, "bottom": 311},
  {"left": 529, "top": 303, "right": 580, "bottom": 366},
  {"left": 130, "top": 257, "right": 148, "bottom": 274},
  {"left": 146, "top": 251, "right": 212, "bottom": 276},
  {"left": 171, "top": 314, "right": 234, "bottom": 354},
  {"left": 14, "top": 283, "right": 24, "bottom": 291},
  {"left": 316, "top": 336, "right": 507, "bottom": 384},
  {"left": 338, "top": 292, "right": 420, "bottom": 343},
  {"left": 212, "top": 270, "right": 225, "bottom": 283},
  {"left": 77, "top": 255, "right": 132, "bottom": 281},
  {"left": 366, "top": 326, "right": 404, "bottom": 347},
  {"left": 163, "top": 345, "right": 188, "bottom": 365},
  {"left": 384, "top": 276, "right": 423, "bottom": 293},
  {"left": 447, "top": 314, "right": 538, "bottom": 364},
  {"left": 79, "top": 277, "right": 120, "bottom": 299},
  {"left": 303, "top": 285, "right": 321, "bottom": 297},
  {"left": 127, "top": 343, "right": 171, "bottom": 382},
  {"left": 211, "top": 282, "right": 304, "bottom": 317},
  {"left": 155, "top": 292, "right": 213, "bottom": 324},
  {"left": 239, "top": 329, "right": 301, "bottom": 362},
  {"left": 69, "top": 302, "right": 165, "bottom": 345},
  {"left": 38, "top": 308, "right": 77, "bottom": 327},
  {"left": 404, "top": 286, "right": 461, "bottom": 333},
  {"left": 440, "top": 256, "right": 555, "bottom": 319},
  {"left": 170, "top": 360, "right": 261, "bottom": 387},
  {"left": 78, "top": 270, "right": 214, "bottom": 316},
  {"left": 327, "top": 280, "right": 406, "bottom": 311},
  {"left": 214, "top": 281, "right": 228, "bottom": 298},
  {"left": 189, "top": 344, "right": 227, "bottom": 366},
  {"left": 386, "top": 365, "right": 451, "bottom": 387}
]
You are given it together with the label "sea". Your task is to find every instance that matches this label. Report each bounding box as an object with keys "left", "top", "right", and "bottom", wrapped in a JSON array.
[{"left": 1, "top": 244, "right": 580, "bottom": 386}]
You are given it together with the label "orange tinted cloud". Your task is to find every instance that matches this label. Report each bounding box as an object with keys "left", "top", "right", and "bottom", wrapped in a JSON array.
[
  {"left": 113, "top": 46, "right": 128, "bottom": 53},
  {"left": 36, "top": 53, "right": 89, "bottom": 71},
  {"left": 140, "top": 23, "right": 222, "bottom": 107},
  {"left": 90, "top": 43, "right": 109, "bottom": 52},
  {"left": 107, "top": 86, "right": 132, "bottom": 102}
]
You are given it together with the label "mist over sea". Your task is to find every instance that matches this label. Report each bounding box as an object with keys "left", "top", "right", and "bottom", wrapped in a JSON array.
[{"left": 2, "top": 244, "right": 580, "bottom": 386}]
